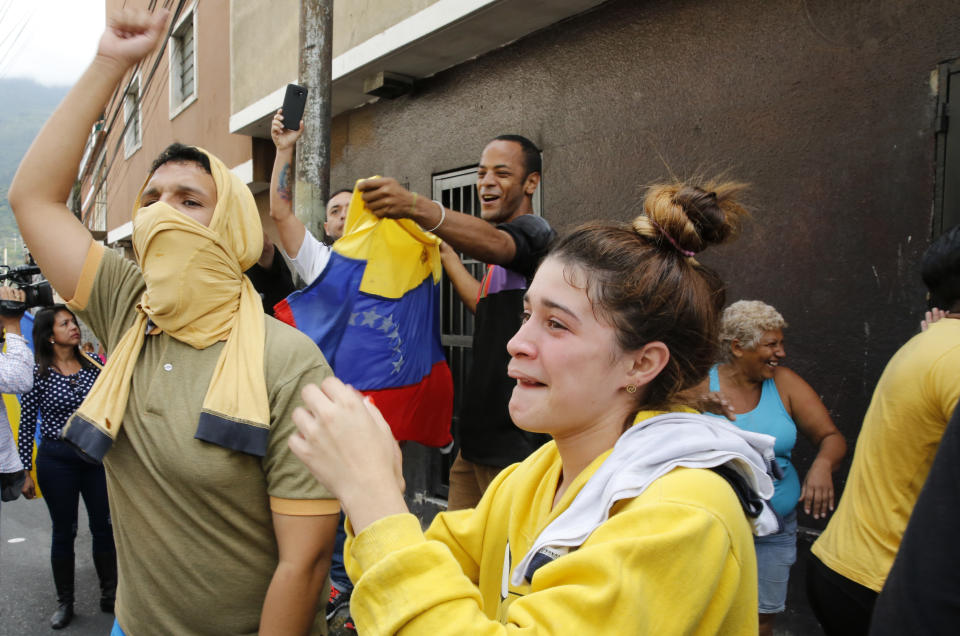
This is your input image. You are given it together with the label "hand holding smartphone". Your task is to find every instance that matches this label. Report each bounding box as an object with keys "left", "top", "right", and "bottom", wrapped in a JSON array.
[{"left": 281, "top": 84, "right": 308, "bottom": 130}]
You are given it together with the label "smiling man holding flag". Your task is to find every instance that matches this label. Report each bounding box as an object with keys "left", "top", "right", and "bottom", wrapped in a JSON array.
[{"left": 357, "top": 136, "right": 556, "bottom": 511}]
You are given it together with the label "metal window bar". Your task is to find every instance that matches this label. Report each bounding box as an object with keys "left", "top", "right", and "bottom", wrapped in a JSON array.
[
  {"left": 178, "top": 24, "right": 194, "bottom": 101},
  {"left": 428, "top": 167, "right": 483, "bottom": 498},
  {"left": 427, "top": 164, "right": 544, "bottom": 498},
  {"left": 124, "top": 80, "right": 140, "bottom": 152},
  {"left": 93, "top": 156, "right": 107, "bottom": 232},
  {"left": 434, "top": 171, "right": 485, "bottom": 412}
]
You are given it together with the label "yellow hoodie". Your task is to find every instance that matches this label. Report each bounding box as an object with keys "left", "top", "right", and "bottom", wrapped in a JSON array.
[{"left": 346, "top": 416, "right": 758, "bottom": 635}]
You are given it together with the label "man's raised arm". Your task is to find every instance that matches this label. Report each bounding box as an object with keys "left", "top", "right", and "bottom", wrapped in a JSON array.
[
  {"left": 358, "top": 177, "right": 518, "bottom": 265},
  {"left": 268, "top": 110, "right": 308, "bottom": 258},
  {"left": 440, "top": 242, "right": 480, "bottom": 314},
  {"left": 7, "top": 8, "right": 168, "bottom": 300}
]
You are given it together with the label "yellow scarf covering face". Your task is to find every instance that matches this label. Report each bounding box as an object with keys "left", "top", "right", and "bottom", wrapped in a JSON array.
[{"left": 62, "top": 149, "right": 271, "bottom": 460}]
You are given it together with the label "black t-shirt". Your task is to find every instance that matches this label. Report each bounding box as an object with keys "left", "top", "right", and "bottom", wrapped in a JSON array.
[
  {"left": 870, "top": 401, "right": 960, "bottom": 635},
  {"left": 457, "top": 214, "right": 555, "bottom": 467},
  {"left": 245, "top": 253, "right": 296, "bottom": 316}
]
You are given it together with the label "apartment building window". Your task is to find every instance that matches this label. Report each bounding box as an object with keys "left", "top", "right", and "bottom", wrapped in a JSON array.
[
  {"left": 169, "top": 5, "right": 197, "bottom": 118},
  {"left": 123, "top": 74, "right": 141, "bottom": 158},
  {"left": 90, "top": 153, "right": 108, "bottom": 233}
]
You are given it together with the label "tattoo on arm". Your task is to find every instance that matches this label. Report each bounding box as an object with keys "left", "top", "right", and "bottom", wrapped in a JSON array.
[{"left": 278, "top": 164, "right": 293, "bottom": 202}]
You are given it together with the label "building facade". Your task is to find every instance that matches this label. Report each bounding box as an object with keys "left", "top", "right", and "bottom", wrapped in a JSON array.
[
  {"left": 232, "top": 0, "right": 960, "bottom": 519},
  {"left": 78, "top": 0, "right": 252, "bottom": 250},
  {"left": 83, "top": 0, "right": 960, "bottom": 532}
]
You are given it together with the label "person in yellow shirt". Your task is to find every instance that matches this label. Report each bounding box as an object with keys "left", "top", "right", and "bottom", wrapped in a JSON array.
[
  {"left": 807, "top": 224, "right": 960, "bottom": 636},
  {"left": 289, "top": 180, "right": 779, "bottom": 634}
]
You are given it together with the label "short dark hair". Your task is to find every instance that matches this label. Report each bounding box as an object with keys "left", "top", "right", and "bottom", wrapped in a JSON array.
[
  {"left": 922, "top": 224, "right": 960, "bottom": 309},
  {"left": 328, "top": 189, "right": 352, "bottom": 203},
  {"left": 491, "top": 134, "right": 541, "bottom": 179},
  {"left": 150, "top": 143, "right": 212, "bottom": 175}
]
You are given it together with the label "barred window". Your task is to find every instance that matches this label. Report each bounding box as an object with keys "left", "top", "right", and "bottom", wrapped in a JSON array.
[
  {"left": 169, "top": 7, "right": 197, "bottom": 117},
  {"left": 92, "top": 153, "right": 107, "bottom": 233},
  {"left": 123, "top": 75, "right": 141, "bottom": 158},
  {"left": 426, "top": 164, "right": 543, "bottom": 499}
]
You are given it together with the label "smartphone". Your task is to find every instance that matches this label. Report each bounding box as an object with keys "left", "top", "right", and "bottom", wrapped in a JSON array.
[{"left": 281, "top": 84, "right": 308, "bottom": 130}]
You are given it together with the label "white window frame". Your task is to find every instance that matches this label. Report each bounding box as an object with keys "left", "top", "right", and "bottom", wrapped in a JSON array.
[
  {"left": 168, "top": 3, "right": 198, "bottom": 120},
  {"left": 92, "top": 152, "right": 108, "bottom": 233},
  {"left": 123, "top": 73, "right": 142, "bottom": 158}
]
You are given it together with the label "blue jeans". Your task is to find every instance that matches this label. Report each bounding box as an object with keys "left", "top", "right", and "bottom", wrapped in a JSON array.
[
  {"left": 35, "top": 439, "right": 114, "bottom": 560},
  {"left": 330, "top": 511, "right": 352, "bottom": 592},
  {"left": 754, "top": 509, "right": 797, "bottom": 613}
]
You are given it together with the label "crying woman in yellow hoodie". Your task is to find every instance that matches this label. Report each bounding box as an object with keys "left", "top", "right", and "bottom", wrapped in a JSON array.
[{"left": 290, "top": 180, "right": 774, "bottom": 635}]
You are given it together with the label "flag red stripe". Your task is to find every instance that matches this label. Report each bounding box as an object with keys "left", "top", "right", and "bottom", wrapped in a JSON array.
[
  {"left": 273, "top": 299, "right": 295, "bottom": 327},
  {"left": 362, "top": 360, "right": 453, "bottom": 447}
]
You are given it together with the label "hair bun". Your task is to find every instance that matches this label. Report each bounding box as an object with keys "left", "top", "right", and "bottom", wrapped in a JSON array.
[{"left": 633, "top": 179, "right": 748, "bottom": 257}]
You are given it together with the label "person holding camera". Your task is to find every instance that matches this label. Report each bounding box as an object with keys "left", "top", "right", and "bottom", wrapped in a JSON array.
[
  {"left": 0, "top": 287, "right": 35, "bottom": 515},
  {"left": 17, "top": 305, "right": 113, "bottom": 629}
]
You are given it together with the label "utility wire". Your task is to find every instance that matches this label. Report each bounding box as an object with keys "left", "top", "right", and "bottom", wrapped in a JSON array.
[
  {"left": 0, "top": 2, "right": 13, "bottom": 27},
  {"left": 0, "top": 5, "right": 36, "bottom": 80}
]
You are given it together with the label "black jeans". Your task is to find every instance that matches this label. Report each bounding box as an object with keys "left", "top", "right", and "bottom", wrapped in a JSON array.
[
  {"left": 807, "top": 553, "right": 878, "bottom": 636},
  {"left": 35, "top": 439, "right": 114, "bottom": 560}
]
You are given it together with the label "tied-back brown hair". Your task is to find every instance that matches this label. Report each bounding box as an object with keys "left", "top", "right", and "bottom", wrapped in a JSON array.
[{"left": 550, "top": 179, "right": 748, "bottom": 411}]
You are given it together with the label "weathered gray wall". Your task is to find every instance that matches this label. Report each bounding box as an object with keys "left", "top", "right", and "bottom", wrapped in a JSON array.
[{"left": 329, "top": 0, "right": 960, "bottom": 524}]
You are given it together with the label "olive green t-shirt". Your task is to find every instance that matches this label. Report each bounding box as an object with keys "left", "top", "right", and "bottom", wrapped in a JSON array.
[{"left": 72, "top": 246, "right": 335, "bottom": 635}]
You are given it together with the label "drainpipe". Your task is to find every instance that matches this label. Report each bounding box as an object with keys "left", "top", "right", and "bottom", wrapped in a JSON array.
[{"left": 297, "top": 0, "right": 333, "bottom": 238}]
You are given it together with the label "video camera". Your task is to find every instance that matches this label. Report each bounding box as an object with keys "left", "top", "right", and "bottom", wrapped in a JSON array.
[{"left": 0, "top": 264, "right": 54, "bottom": 316}]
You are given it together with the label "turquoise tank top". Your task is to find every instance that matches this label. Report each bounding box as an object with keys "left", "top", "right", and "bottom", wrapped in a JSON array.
[{"left": 706, "top": 365, "right": 801, "bottom": 517}]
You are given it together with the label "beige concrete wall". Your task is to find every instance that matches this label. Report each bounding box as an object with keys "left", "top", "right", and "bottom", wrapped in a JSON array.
[
  {"left": 89, "top": 0, "right": 250, "bottom": 233},
  {"left": 331, "top": 0, "right": 438, "bottom": 56},
  {"left": 230, "top": 0, "right": 441, "bottom": 115},
  {"left": 230, "top": 0, "right": 299, "bottom": 114}
]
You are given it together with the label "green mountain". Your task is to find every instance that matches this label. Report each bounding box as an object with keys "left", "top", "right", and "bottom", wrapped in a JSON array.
[{"left": 0, "top": 78, "right": 70, "bottom": 265}]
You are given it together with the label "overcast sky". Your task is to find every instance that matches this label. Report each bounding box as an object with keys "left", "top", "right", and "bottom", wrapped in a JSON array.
[{"left": 0, "top": 0, "right": 105, "bottom": 87}]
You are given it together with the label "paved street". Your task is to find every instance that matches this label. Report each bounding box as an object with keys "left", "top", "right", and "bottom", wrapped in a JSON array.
[{"left": 1, "top": 498, "right": 114, "bottom": 636}]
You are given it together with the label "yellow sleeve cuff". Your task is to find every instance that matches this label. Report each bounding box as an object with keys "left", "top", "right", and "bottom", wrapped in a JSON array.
[
  {"left": 65, "top": 241, "right": 105, "bottom": 311},
  {"left": 269, "top": 496, "right": 340, "bottom": 516},
  {"left": 349, "top": 513, "right": 425, "bottom": 573}
]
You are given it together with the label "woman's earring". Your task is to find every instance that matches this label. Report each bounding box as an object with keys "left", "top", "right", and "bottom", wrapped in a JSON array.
[
  {"left": 49, "top": 339, "right": 55, "bottom": 344},
  {"left": 625, "top": 384, "right": 637, "bottom": 394}
]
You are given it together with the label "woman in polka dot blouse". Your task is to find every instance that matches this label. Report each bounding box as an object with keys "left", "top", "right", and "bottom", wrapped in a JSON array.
[{"left": 16, "top": 305, "right": 115, "bottom": 630}]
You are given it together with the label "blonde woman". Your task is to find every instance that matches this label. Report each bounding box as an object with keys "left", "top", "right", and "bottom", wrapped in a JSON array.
[{"left": 695, "top": 300, "right": 846, "bottom": 636}]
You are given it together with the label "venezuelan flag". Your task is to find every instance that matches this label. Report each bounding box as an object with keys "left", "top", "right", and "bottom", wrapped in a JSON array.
[{"left": 275, "top": 183, "right": 453, "bottom": 448}]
